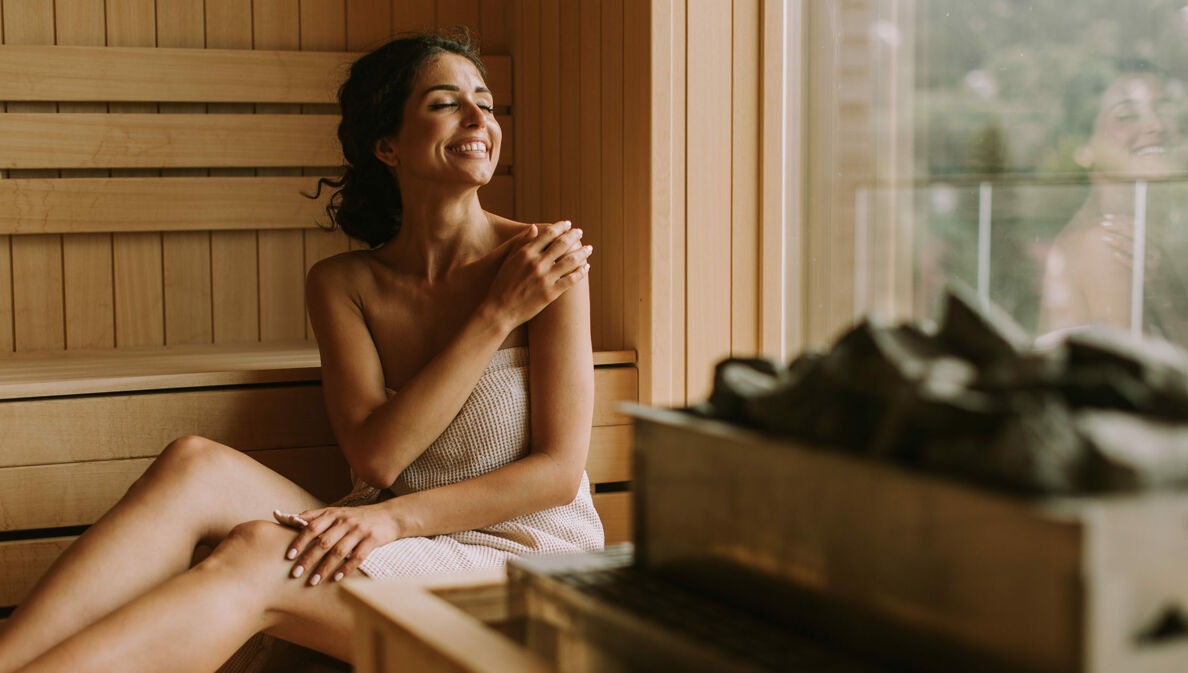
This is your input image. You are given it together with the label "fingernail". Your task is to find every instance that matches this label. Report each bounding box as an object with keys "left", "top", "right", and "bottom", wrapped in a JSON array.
[
  {"left": 583, "top": 264, "right": 591, "bottom": 272},
  {"left": 1101, "top": 218, "right": 1114, "bottom": 228},
  {"left": 563, "top": 220, "right": 572, "bottom": 229},
  {"left": 310, "top": 574, "right": 322, "bottom": 586},
  {"left": 1103, "top": 234, "right": 1117, "bottom": 243},
  {"left": 573, "top": 228, "right": 583, "bottom": 237},
  {"left": 292, "top": 565, "right": 304, "bottom": 579},
  {"left": 286, "top": 548, "right": 297, "bottom": 560},
  {"left": 334, "top": 572, "right": 345, "bottom": 582},
  {"left": 583, "top": 245, "right": 593, "bottom": 254}
]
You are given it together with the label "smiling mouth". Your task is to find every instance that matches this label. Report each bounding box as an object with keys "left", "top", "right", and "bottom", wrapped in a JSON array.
[
  {"left": 1133, "top": 146, "right": 1167, "bottom": 157},
  {"left": 447, "top": 141, "right": 489, "bottom": 155}
]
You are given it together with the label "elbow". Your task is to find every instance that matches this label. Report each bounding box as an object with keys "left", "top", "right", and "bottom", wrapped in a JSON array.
[
  {"left": 342, "top": 442, "right": 402, "bottom": 490},
  {"left": 548, "top": 466, "right": 587, "bottom": 509}
]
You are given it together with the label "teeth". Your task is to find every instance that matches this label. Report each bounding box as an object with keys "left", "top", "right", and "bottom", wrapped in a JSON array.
[
  {"left": 1135, "top": 146, "right": 1166, "bottom": 157},
  {"left": 450, "top": 142, "right": 487, "bottom": 153}
]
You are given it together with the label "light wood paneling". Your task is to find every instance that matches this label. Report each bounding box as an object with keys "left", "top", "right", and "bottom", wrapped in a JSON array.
[
  {"left": 685, "top": 0, "right": 734, "bottom": 401},
  {"left": 592, "top": 491, "right": 632, "bottom": 545},
  {"left": 0, "top": 537, "right": 74, "bottom": 608},
  {"left": 348, "top": 0, "right": 392, "bottom": 50},
  {"left": 56, "top": 1, "right": 116, "bottom": 351},
  {"left": 391, "top": 0, "right": 436, "bottom": 34},
  {"left": 600, "top": 0, "right": 624, "bottom": 351},
  {"left": 514, "top": 0, "right": 542, "bottom": 222},
  {"left": 0, "top": 236, "right": 13, "bottom": 352},
  {"left": 5, "top": 0, "right": 64, "bottom": 354},
  {"left": 478, "top": 0, "right": 512, "bottom": 53},
  {"left": 0, "top": 177, "right": 333, "bottom": 235},
  {"left": 538, "top": 0, "right": 561, "bottom": 220},
  {"left": 11, "top": 236, "right": 64, "bottom": 351},
  {"left": 0, "top": 114, "right": 342, "bottom": 170},
  {"left": 591, "top": 366, "right": 637, "bottom": 427},
  {"left": 585, "top": 424, "right": 632, "bottom": 485},
  {"left": 436, "top": 0, "right": 480, "bottom": 32},
  {"left": 730, "top": 0, "right": 759, "bottom": 357},
  {"left": 578, "top": 0, "right": 603, "bottom": 348},
  {"left": 113, "top": 232, "right": 165, "bottom": 347},
  {"left": 0, "top": 385, "right": 334, "bottom": 468},
  {"left": 0, "top": 45, "right": 349, "bottom": 102},
  {"left": 621, "top": 0, "right": 647, "bottom": 381}
]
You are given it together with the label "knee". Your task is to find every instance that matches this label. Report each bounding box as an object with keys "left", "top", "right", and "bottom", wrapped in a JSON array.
[
  {"left": 203, "top": 520, "right": 288, "bottom": 574},
  {"left": 131, "top": 435, "right": 231, "bottom": 494}
]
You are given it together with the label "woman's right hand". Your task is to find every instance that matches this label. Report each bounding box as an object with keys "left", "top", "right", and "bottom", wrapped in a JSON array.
[{"left": 482, "top": 220, "right": 593, "bottom": 329}]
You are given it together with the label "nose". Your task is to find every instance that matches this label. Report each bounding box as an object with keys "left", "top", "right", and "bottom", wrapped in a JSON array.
[
  {"left": 1140, "top": 105, "right": 1167, "bottom": 138},
  {"left": 461, "top": 100, "right": 486, "bottom": 129}
]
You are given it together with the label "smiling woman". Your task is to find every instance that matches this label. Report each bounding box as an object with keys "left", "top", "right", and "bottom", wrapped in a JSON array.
[{"left": 0, "top": 32, "right": 599, "bottom": 673}]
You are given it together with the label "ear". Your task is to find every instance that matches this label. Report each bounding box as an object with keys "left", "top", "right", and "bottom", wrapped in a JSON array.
[
  {"left": 374, "top": 136, "right": 400, "bottom": 168},
  {"left": 1074, "top": 145, "right": 1094, "bottom": 169}
]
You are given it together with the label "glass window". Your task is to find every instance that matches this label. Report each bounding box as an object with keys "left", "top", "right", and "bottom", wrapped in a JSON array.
[{"left": 800, "top": 0, "right": 1188, "bottom": 349}]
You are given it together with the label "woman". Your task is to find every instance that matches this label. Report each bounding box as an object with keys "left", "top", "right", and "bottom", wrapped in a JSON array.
[
  {"left": 0, "top": 33, "right": 601, "bottom": 673},
  {"left": 1039, "top": 59, "right": 1188, "bottom": 343}
]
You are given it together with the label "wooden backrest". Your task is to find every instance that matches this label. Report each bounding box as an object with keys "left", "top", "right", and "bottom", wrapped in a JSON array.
[{"left": 0, "top": 45, "right": 514, "bottom": 352}]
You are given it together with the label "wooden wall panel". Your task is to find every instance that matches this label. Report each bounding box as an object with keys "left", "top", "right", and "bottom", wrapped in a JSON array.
[
  {"left": 514, "top": 0, "right": 542, "bottom": 223},
  {"left": 255, "top": 0, "right": 308, "bottom": 342},
  {"left": 578, "top": 0, "right": 603, "bottom": 349},
  {"left": 730, "top": 0, "right": 759, "bottom": 357},
  {"left": 206, "top": 0, "right": 261, "bottom": 345},
  {"left": 621, "top": 0, "right": 646, "bottom": 382},
  {"left": 538, "top": 0, "right": 561, "bottom": 220},
  {"left": 159, "top": 0, "right": 213, "bottom": 346},
  {"left": 108, "top": 0, "right": 165, "bottom": 348},
  {"left": 685, "top": 0, "right": 733, "bottom": 401},
  {"left": 5, "top": 0, "right": 65, "bottom": 353},
  {"left": 600, "top": 0, "right": 624, "bottom": 351},
  {"left": 391, "top": 0, "right": 435, "bottom": 33},
  {"left": 436, "top": 0, "right": 479, "bottom": 32},
  {"left": 348, "top": 0, "right": 392, "bottom": 49},
  {"left": 478, "top": 0, "right": 511, "bottom": 52}
]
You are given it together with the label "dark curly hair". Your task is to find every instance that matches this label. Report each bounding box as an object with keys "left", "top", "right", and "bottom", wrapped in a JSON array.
[{"left": 310, "top": 32, "right": 486, "bottom": 248}]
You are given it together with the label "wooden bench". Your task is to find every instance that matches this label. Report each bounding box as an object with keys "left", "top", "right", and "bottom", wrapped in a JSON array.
[{"left": 0, "top": 344, "right": 637, "bottom": 617}]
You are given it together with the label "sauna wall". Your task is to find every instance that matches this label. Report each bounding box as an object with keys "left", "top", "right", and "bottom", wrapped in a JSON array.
[{"left": 0, "top": 0, "right": 514, "bottom": 353}]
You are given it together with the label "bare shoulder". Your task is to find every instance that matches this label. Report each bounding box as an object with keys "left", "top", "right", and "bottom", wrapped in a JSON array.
[
  {"left": 306, "top": 249, "right": 376, "bottom": 306},
  {"left": 486, "top": 212, "right": 540, "bottom": 247}
]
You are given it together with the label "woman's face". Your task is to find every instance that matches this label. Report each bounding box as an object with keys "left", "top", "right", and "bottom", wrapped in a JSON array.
[
  {"left": 388, "top": 53, "right": 502, "bottom": 188},
  {"left": 1089, "top": 73, "right": 1183, "bottom": 177}
]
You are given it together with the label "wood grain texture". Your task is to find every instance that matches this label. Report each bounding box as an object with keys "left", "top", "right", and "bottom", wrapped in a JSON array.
[
  {"left": 684, "top": 0, "right": 733, "bottom": 402},
  {"left": 258, "top": 229, "right": 308, "bottom": 341},
  {"left": 0, "top": 537, "right": 74, "bottom": 608},
  {"left": 0, "top": 114, "right": 342, "bottom": 170},
  {"left": 592, "top": 491, "right": 632, "bottom": 545},
  {"left": 112, "top": 232, "right": 165, "bottom": 347},
  {"left": 538, "top": 0, "right": 561, "bottom": 221},
  {"left": 436, "top": 0, "right": 479, "bottom": 32},
  {"left": 0, "top": 177, "right": 335, "bottom": 234},
  {"left": 11, "top": 236, "right": 65, "bottom": 351},
  {"left": 346, "top": 0, "right": 391, "bottom": 49},
  {"left": 0, "top": 236, "right": 13, "bottom": 353},
  {"left": 600, "top": 0, "right": 624, "bottom": 351},
  {"left": 621, "top": 0, "right": 646, "bottom": 373},
  {"left": 576, "top": 0, "right": 602, "bottom": 351},
  {"left": 391, "top": 0, "right": 436, "bottom": 34},
  {"left": 585, "top": 424, "right": 632, "bottom": 485},
  {"left": 478, "top": 0, "right": 511, "bottom": 53},
  {"left": 211, "top": 230, "right": 260, "bottom": 343},
  {"left": 514, "top": 0, "right": 542, "bottom": 223},
  {"left": 56, "top": 0, "right": 116, "bottom": 351},
  {"left": 0, "top": 384, "right": 335, "bottom": 468},
  {"left": 730, "top": 0, "right": 759, "bottom": 357}
]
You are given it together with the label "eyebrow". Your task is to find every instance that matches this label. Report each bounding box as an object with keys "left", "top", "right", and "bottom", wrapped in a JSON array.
[{"left": 423, "top": 84, "right": 491, "bottom": 95}]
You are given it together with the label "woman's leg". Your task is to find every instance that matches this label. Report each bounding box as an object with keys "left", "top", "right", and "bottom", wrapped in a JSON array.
[
  {"left": 0, "top": 436, "right": 326, "bottom": 672},
  {"left": 15, "top": 520, "right": 357, "bottom": 673}
]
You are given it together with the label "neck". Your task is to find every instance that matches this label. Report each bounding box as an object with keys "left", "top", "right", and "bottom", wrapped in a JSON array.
[
  {"left": 1090, "top": 180, "right": 1139, "bottom": 216},
  {"left": 377, "top": 180, "right": 493, "bottom": 282}
]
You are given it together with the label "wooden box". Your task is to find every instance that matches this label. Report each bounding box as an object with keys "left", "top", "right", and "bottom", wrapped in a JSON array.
[{"left": 627, "top": 406, "right": 1188, "bottom": 673}]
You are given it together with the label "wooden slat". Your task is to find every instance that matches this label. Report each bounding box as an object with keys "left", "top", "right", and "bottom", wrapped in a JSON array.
[
  {"left": 730, "top": 0, "right": 759, "bottom": 357},
  {"left": 347, "top": 0, "right": 393, "bottom": 51},
  {"left": 593, "top": 491, "right": 632, "bottom": 545},
  {"left": 11, "top": 235, "right": 65, "bottom": 351},
  {"left": 0, "top": 385, "right": 335, "bottom": 468},
  {"left": 585, "top": 424, "right": 632, "bottom": 485},
  {"left": 0, "top": 446, "right": 350, "bottom": 531},
  {"left": 515, "top": 0, "right": 542, "bottom": 222},
  {"left": 479, "top": 0, "right": 512, "bottom": 54},
  {"left": 539, "top": 0, "right": 561, "bottom": 220},
  {"left": 685, "top": 0, "right": 734, "bottom": 401},
  {"left": 0, "top": 235, "right": 13, "bottom": 352},
  {"left": 579, "top": 0, "right": 603, "bottom": 351},
  {"left": 0, "top": 45, "right": 356, "bottom": 104},
  {"left": 437, "top": 0, "right": 480, "bottom": 32},
  {"left": 113, "top": 232, "right": 165, "bottom": 347},
  {"left": 163, "top": 231, "right": 214, "bottom": 345},
  {"left": 559, "top": 0, "right": 581, "bottom": 309},
  {"left": 57, "top": 0, "right": 115, "bottom": 351},
  {"left": 0, "top": 114, "right": 342, "bottom": 170},
  {"left": 391, "top": 0, "right": 436, "bottom": 33},
  {"left": 0, "top": 343, "right": 635, "bottom": 400},
  {"left": 258, "top": 229, "right": 308, "bottom": 341},
  {"left": 211, "top": 230, "right": 261, "bottom": 343},
  {"left": 0, "top": 537, "right": 74, "bottom": 608},
  {"left": 621, "top": 0, "right": 647, "bottom": 378},
  {"left": 592, "top": 366, "right": 637, "bottom": 427},
  {"left": 600, "top": 0, "right": 625, "bottom": 351},
  {"left": 0, "top": 177, "right": 335, "bottom": 234}
]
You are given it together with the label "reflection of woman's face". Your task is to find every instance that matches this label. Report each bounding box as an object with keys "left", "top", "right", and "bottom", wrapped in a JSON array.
[{"left": 1089, "top": 73, "right": 1182, "bottom": 177}]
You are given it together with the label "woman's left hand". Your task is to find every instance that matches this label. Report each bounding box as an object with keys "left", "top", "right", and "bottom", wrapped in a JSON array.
[{"left": 282, "top": 503, "right": 400, "bottom": 585}]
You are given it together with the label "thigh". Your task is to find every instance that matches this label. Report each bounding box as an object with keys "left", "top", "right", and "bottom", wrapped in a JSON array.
[{"left": 153, "top": 436, "right": 329, "bottom": 546}]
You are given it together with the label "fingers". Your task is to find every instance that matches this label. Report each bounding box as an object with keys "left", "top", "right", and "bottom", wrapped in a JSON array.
[
  {"left": 551, "top": 244, "right": 594, "bottom": 280},
  {"left": 333, "top": 536, "right": 378, "bottom": 581},
  {"left": 310, "top": 529, "right": 363, "bottom": 586},
  {"left": 292, "top": 520, "right": 350, "bottom": 585}
]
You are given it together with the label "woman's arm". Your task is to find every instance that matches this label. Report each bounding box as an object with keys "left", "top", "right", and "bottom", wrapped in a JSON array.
[
  {"left": 289, "top": 257, "right": 594, "bottom": 585},
  {"left": 307, "top": 221, "right": 587, "bottom": 488}
]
